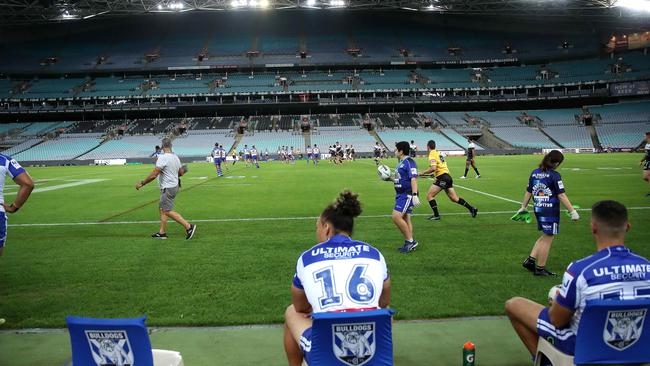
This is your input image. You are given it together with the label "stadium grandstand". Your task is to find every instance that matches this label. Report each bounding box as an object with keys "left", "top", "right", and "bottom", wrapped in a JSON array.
[{"left": 1, "top": 1, "right": 650, "bottom": 366}]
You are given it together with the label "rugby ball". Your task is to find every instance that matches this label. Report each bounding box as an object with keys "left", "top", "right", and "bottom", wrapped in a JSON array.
[
  {"left": 377, "top": 164, "right": 392, "bottom": 181},
  {"left": 548, "top": 284, "right": 561, "bottom": 305}
]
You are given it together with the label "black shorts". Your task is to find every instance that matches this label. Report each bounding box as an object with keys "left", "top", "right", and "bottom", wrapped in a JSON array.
[
  {"left": 433, "top": 173, "right": 453, "bottom": 189},
  {"left": 644, "top": 160, "right": 650, "bottom": 171},
  {"left": 466, "top": 155, "right": 474, "bottom": 161},
  {"left": 374, "top": 151, "right": 380, "bottom": 158}
]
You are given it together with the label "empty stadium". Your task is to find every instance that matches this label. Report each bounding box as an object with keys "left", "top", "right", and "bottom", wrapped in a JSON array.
[{"left": 1, "top": 1, "right": 649, "bottom": 365}]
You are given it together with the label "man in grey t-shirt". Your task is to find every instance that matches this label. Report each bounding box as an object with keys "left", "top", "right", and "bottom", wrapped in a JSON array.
[{"left": 136, "top": 137, "right": 196, "bottom": 240}]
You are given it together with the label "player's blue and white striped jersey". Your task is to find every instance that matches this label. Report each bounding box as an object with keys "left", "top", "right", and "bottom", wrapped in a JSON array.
[
  {"left": 394, "top": 157, "right": 418, "bottom": 194},
  {"left": 306, "top": 148, "right": 312, "bottom": 154},
  {"left": 0, "top": 154, "right": 26, "bottom": 210},
  {"left": 555, "top": 245, "right": 650, "bottom": 334},
  {"left": 220, "top": 148, "right": 227, "bottom": 158},
  {"left": 251, "top": 149, "right": 258, "bottom": 156},
  {"left": 293, "top": 234, "right": 389, "bottom": 313},
  {"left": 526, "top": 168, "right": 564, "bottom": 220},
  {"left": 211, "top": 147, "right": 219, "bottom": 158},
  {"left": 313, "top": 147, "right": 320, "bottom": 155}
]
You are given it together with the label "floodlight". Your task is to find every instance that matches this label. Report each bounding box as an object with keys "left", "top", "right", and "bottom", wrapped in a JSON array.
[
  {"left": 616, "top": 0, "right": 650, "bottom": 11},
  {"left": 260, "top": 0, "right": 269, "bottom": 8},
  {"left": 306, "top": 0, "right": 316, "bottom": 5}
]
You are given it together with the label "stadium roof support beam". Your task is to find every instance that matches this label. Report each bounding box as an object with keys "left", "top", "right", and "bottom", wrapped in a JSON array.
[{"left": 0, "top": 0, "right": 647, "bottom": 24}]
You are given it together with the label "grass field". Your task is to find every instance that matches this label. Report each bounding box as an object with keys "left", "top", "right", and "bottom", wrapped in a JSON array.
[{"left": 0, "top": 153, "right": 649, "bottom": 331}]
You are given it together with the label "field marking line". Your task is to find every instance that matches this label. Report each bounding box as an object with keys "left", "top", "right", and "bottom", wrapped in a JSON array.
[
  {"left": 5, "top": 179, "right": 109, "bottom": 195},
  {"left": 8, "top": 207, "right": 650, "bottom": 227},
  {"left": 453, "top": 184, "right": 522, "bottom": 205}
]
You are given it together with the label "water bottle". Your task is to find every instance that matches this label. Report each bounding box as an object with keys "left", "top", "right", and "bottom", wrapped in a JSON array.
[{"left": 463, "top": 341, "right": 475, "bottom": 366}]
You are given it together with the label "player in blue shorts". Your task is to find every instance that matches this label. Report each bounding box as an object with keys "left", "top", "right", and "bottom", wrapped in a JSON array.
[
  {"left": 517, "top": 150, "right": 579, "bottom": 276},
  {"left": 391, "top": 141, "right": 421, "bottom": 253},
  {"left": 283, "top": 191, "right": 391, "bottom": 366},
  {"left": 211, "top": 143, "right": 223, "bottom": 177},
  {"left": 312, "top": 144, "right": 320, "bottom": 166},
  {"left": 251, "top": 145, "right": 260, "bottom": 169},
  {"left": 506, "top": 201, "right": 650, "bottom": 360}
]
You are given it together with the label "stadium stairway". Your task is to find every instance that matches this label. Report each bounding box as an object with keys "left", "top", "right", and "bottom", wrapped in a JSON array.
[
  {"left": 437, "top": 129, "right": 465, "bottom": 150},
  {"left": 369, "top": 129, "right": 389, "bottom": 150},
  {"left": 478, "top": 126, "right": 515, "bottom": 149},
  {"left": 538, "top": 128, "right": 565, "bottom": 149},
  {"left": 303, "top": 131, "right": 311, "bottom": 147},
  {"left": 71, "top": 137, "right": 109, "bottom": 160},
  {"left": 229, "top": 133, "right": 243, "bottom": 155},
  {"left": 588, "top": 125, "right": 603, "bottom": 150}
]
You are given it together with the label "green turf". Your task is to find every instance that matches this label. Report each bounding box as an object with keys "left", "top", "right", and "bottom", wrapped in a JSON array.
[
  {"left": 0, "top": 317, "right": 530, "bottom": 366},
  {"left": 0, "top": 154, "right": 649, "bottom": 329}
]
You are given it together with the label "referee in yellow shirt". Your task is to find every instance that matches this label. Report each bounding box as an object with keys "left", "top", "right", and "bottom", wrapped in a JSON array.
[{"left": 419, "top": 140, "right": 478, "bottom": 220}]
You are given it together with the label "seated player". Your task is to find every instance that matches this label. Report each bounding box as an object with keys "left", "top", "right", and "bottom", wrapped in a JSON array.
[
  {"left": 505, "top": 200, "right": 650, "bottom": 360},
  {"left": 420, "top": 140, "right": 477, "bottom": 221},
  {"left": 641, "top": 132, "right": 650, "bottom": 196},
  {"left": 284, "top": 191, "right": 391, "bottom": 366}
]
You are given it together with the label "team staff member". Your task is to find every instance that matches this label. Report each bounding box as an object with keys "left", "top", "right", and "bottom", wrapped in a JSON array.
[
  {"left": 284, "top": 191, "right": 391, "bottom": 366},
  {"left": 518, "top": 150, "right": 578, "bottom": 276},
  {"left": 460, "top": 138, "right": 481, "bottom": 179},
  {"left": 506, "top": 201, "right": 650, "bottom": 359},
  {"left": 0, "top": 153, "right": 34, "bottom": 326},
  {"left": 641, "top": 132, "right": 650, "bottom": 196},
  {"left": 392, "top": 141, "right": 420, "bottom": 253},
  {"left": 420, "top": 140, "right": 477, "bottom": 221},
  {"left": 136, "top": 138, "right": 196, "bottom": 240}
]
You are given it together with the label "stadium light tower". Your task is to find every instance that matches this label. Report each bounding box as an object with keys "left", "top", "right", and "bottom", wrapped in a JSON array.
[{"left": 306, "top": 0, "right": 316, "bottom": 5}]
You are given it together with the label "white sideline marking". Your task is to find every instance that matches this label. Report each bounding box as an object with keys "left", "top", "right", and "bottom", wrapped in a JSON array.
[
  {"left": 451, "top": 183, "right": 522, "bottom": 205},
  {"left": 5, "top": 179, "right": 108, "bottom": 195},
  {"left": 8, "top": 207, "right": 650, "bottom": 228}
]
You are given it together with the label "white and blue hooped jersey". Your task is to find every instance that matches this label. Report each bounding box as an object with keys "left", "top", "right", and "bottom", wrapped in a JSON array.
[
  {"left": 293, "top": 234, "right": 389, "bottom": 313},
  {"left": 251, "top": 148, "right": 258, "bottom": 157},
  {"left": 556, "top": 245, "right": 650, "bottom": 334},
  {"left": 0, "top": 154, "right": 26, "bottom": 209},
  {"left": 306, "top": 148, "right": 313, "bottom": 155},
  {"left": 220, "top": 148, "right": 227, "bottom": 159},
  {"left": 211, "top": 147, "right": 220, "bottom": 158},
  {"left": 313, "top": 147, "right": 320, "bottom": 155}
]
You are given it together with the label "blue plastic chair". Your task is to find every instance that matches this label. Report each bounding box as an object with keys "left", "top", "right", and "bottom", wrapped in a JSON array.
[
  {"left": 305, "top": 308, "right": 395, "bottom": 366},
  {"left": 66, "top": 315, "right": 183, "bottom": 366},
  {"left": 574, "top": 299, "right": 650, "bottom": 365}
]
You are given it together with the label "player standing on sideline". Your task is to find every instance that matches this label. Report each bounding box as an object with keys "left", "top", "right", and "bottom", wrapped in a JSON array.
[
  {"left": 312, "top": 144, "right": 320, "bottom": 166},
  {"left": 305, "top": 145, "right": 312, "bottom": 165},
  {"left": 283, "top": 191, "right": 391, "bottom": 366},
  {"left": 420, "top": 140, "right": 478, "bottom": 221},
  {"left": 505, "top": 201, "right": 650, "bottom": 360},
  {"left": 0, "top": 153, "right": 34, "bottom": 326},
  {"left": 136, "top": 137, "right": 196, "bottom": 240},
  {"left": 373, "top": 142, "right": 382, "bottom": 165},
  {"left": 251, "top": 145, "right": 260, "bottom": 169},
  {"left": 392, "top": 141, "right": 421, "bottom": 253},
  {"left": 518, "top": 150, "right": 579, "bottom": 276},
  {"left": 211, "top": 143, "right": 223, "bottom": 177},
  {"left": 460, "top": 138, "right": 481, "bottom": 179},
  {"left": 641, "top": 132, "right": 650, "bottom": 196}
]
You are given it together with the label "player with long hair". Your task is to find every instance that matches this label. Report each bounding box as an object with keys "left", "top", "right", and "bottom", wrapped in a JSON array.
[
  {"left": 420, "top": 140, "right": 477, "bottom": 221},
  {"left": 518, "top": 150, "right": 579, "bottom": 276},
  {"left": 283, "top": 191, "right": 391, "bottom": 366}
]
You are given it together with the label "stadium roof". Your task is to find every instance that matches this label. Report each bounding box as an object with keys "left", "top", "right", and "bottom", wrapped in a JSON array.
[{"left": 0, "top": 0, "right": 648, "bottom": 25}]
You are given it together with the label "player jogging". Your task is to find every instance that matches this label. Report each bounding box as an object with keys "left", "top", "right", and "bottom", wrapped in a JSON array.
[
  {"left": 251, "top": 145, "right": 260, "bottom": 169},
  {"left": 641, "top": 132, "right": 650, "bottom": 196},
  {"left": 211, "top": 143, "right": 223, "bottom": 177},
  {"left": 283, "top": 191, "right": 391, "bottom": 366},
  {"left": 409, "top": 140, "right": 417, "bottom": 158},
  {"left": 392, "top": 141, "right": 421, "bottom": 253},
  {"left": 243, "top": 145, "right": 251, "bottom": 167},
  {"left": 518, "top": 150, "right": 579, "bottom": 276},
  {"left": 460, "top": 139, "right": 481, "bottom": 179},
  {"left": 312, "top": 144, "right": 320, "bottom": 166},
  {"left": 305, "top": 145, "right": 312, "bottom": 164},
  {"left": 136, "top": 138, "right": 196, "bottom": 240},
  {"left": 420, "top": 140, "right": 478, "bottom": 221},
  {"left": 373, "top": 143, "right": 382, "bottom": 165}
]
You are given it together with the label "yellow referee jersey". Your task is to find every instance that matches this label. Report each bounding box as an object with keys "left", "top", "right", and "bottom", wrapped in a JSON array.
[{"left": 428, "top": 150, "right": 450, "bottom": 177}]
